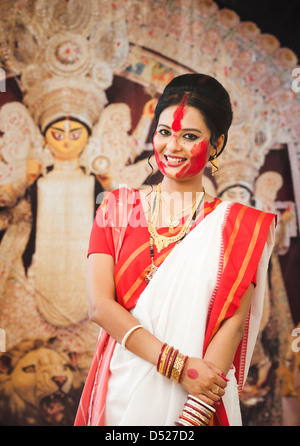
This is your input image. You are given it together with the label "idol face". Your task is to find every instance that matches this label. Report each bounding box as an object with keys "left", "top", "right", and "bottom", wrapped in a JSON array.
[
  {"left": 45, "top": 118, "right": 89, "bottom": 161},
  {"left": 153, "top": 103, "right": 212, "bottom": 181},
  {"left": 221, "top": 186, "right": 252, "bottom": 205}
]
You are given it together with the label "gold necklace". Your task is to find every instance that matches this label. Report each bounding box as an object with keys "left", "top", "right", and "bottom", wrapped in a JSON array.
[
  {"left": 148, "top": 183, "right": 205, "bottom": 253},
  {"left": 161, "top": 196, "right": 195, "bottom": 234}
]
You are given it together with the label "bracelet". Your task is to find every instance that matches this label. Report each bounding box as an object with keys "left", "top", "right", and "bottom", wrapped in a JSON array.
[
  {"left": 175, "top": 394, "right": 216, "bottom": 427},
  {"left": 121, "top": 325, "right": 144, "bottom": 349},
  {"left": 157, "top": 343, "right": 188, "bottom": 383}
]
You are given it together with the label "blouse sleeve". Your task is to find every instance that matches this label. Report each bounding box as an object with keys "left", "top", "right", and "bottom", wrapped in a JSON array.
[{"left": 87, "top": 192, "right": 115, "bottom": 261}]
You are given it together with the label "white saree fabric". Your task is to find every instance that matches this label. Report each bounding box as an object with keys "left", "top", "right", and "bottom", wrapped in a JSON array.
[{"left": 104, "top": 201, "right": 275, "bottom": 426}]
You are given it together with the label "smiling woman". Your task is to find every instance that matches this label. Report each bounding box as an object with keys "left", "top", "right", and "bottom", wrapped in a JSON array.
[{"left": 75, "top": 73, "right": 277, "bottom": 427}]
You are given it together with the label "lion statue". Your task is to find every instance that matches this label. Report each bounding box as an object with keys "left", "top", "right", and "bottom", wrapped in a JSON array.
[{"left": 0, "top": 337, "right": 84, "bottom": 426}]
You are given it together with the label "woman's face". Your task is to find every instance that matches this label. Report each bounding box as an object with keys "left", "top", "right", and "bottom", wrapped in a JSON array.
[{"left": 153, "top": 102, "right": 213, "bottom": 181}]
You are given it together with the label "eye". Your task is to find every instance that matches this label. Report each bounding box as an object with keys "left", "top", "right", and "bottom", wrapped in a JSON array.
[
  {"left": 158, "top": 129, "right": 171, "bottom": 137},
  {"left": 69, "top": 131, "right": 82, "bottom": 140},
  {"left": 51, "top": 131, "right": 64, "bottom": 141},
  {"left": 183, "top": 133, "right": 199, "bottom": 141},
  {"left": 64, "top": 363, "right": 75, "bottom": 372},
  {"left": 22, "top": 364, "right": 36, "bottom": 373}
]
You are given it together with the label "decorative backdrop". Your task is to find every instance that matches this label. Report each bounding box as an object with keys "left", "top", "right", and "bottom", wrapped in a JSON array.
[{"left": 0, "top": 0, "right": 299, "bottom": 426}]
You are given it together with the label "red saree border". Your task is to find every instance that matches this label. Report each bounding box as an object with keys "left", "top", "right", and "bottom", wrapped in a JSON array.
[{"left": 203, "top": 203, "right": 276, "bottom": 425}]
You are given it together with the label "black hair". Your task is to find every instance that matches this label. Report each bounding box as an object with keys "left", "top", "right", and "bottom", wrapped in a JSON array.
[
  {"left": 154, "top": 73, "right": 233, "bottom": 159},
  {"left": 42, "top": 117, "right": 92, "bottom": 136}
]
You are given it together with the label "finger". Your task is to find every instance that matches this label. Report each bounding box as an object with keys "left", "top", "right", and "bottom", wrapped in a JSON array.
[
  {"left": 214, "top": 374, "right": 228, "bottom": 389},
  {"left": 209, "top": 385, "right": 225, "bottom": 399},
  {"left": 203, "top": 361, "right": 229, "bottom": 387},
  {"left": 195, "top": 393, "right": 216, "bottom": 408}
]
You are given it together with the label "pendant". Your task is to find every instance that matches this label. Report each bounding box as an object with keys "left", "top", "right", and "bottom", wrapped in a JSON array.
[
  {"left": 154, "top": 237, "right": 165, "bottom": 253},
  {"left": 165, "top": 214, "right": 180, "bottom": 234},
  {"left": 145, "top": 262, "right": 159, "bottom": 283}
]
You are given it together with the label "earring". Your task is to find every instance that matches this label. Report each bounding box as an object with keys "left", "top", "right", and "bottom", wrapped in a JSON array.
[{"left": 211, "top": 151, "right": 218, "bottom": 176}]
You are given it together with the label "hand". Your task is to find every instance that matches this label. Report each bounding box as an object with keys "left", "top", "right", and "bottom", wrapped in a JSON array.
[{"left": 180, "top": 357, "right": 228, "bottom": 406}]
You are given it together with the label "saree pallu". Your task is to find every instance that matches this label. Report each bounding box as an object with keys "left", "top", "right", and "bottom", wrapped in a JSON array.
[{"left": 75, "top": 197, "right": 276, "bottom": 426}]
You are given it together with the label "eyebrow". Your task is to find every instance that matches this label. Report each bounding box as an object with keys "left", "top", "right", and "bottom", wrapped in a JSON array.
[
  {"left": 51, "top": 126, "right": 83, "bottom": 132},
  {"left": 158, "top": 124, "right": 202, "bottom": 133}
]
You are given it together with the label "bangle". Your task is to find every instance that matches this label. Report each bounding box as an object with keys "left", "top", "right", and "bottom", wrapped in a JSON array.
[
  {"left": 158, "top": 344, "right": 172, "bottom": 375},
  {"left": 165, "top": 349, "right": 178, "bottom": 378},
  {"left": 178, "top": 354, "right": 188, "bottom": 382},
  {"left": 121, "top": 325, "right": 144, "bottom": 349},
  {"left": 170, "top": 352, "right": 187, "bottom": 383},
  {"left": 156, "top": 343, "right": 167, "bottom": 371},
  {"left": 157, "top": 344, "right": 188, "bottom": 383},
  {"left": 175, "top": 394, "right": 216, "bottom": 427}
]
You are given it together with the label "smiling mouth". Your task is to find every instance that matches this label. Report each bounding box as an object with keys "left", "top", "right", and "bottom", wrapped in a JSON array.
[{"left": 164, "top": 155, "right": 187, "bottom": 165}]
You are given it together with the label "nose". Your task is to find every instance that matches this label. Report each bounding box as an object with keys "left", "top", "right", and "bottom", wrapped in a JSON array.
[
  {"left": 166, "top": 134, "right": 180, "bottom": 152},
  {"left": 52, "top": 375, "right": 67, "bottom": 388}
]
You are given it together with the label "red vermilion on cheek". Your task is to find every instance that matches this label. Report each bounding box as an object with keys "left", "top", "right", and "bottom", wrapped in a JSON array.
[
  {"left": 172, "top": 94, "right": 188, "bottom": 132},
  {"left": 153, "top": 131, "right": 167, "bottom": 175},
  {"left": 175, "top": 139, "right": 209, "bottom": 179},
  {"left": 187, "top": 368, "right": 199, "bottom": 380}
]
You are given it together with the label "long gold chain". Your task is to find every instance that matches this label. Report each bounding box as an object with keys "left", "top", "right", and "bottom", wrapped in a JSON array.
[{"left": 148, "top": 183, "right": 205, "bottom": 253}]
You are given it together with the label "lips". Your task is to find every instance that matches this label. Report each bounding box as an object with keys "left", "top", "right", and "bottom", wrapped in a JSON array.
[{"left": 164, "top": 154, "right": 187, "bottom": 167}]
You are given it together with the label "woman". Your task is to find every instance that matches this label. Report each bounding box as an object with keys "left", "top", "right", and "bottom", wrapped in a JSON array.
[{"left": 74, "top": 74, "right": 276, "bottom": 426}]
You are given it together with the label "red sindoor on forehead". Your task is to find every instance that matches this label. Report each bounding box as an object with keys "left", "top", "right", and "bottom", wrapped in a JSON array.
[{"left": 171, "top": 93, "right": 188, "bottom": 132}]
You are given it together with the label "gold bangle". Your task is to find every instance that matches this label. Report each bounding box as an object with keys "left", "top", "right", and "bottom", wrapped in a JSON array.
[
  {"left": 165, "top": 349, "right": 178, "bottom": 378},
  {"left": 158, "top": 344, "right": 172, "bottom": 375},
  {"left": 170, "top": 352, "right": 186, "bottom": 383}
]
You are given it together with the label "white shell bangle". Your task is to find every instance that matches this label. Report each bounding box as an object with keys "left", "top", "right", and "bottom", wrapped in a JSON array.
[{"left": 121, "top": 325, "right": 144, "bottom": 349}]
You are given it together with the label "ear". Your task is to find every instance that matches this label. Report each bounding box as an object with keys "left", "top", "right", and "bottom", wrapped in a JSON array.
[
  {"left": 208, "top": 134, "right": 225, "bottom": 160},
  {"left": 215, "top": 134, "right": 225, "bottom": 156}
]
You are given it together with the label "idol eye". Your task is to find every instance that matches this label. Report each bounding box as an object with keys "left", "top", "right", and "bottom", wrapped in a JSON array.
[
  {"left": 69, "top": 131, "right": 82, "bottom": 140},
  {"left": 51, "top": 131, "right": 64, "bottom": 141}
]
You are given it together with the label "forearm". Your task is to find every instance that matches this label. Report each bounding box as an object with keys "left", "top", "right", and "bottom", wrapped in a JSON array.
[
  {"left": 89, "top": 297, "right": 163, "bottom": 365},
  {"left": 203, "top": 283, "right": 254, "bottom": 375},
  {"left": 203, "top": 318, "right": 244, "bottom": 375}
]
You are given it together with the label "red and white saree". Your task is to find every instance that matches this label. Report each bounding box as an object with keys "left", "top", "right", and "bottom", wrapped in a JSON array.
[{"left": 74, "top": 187, "right": 276, "bottom": 426}]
